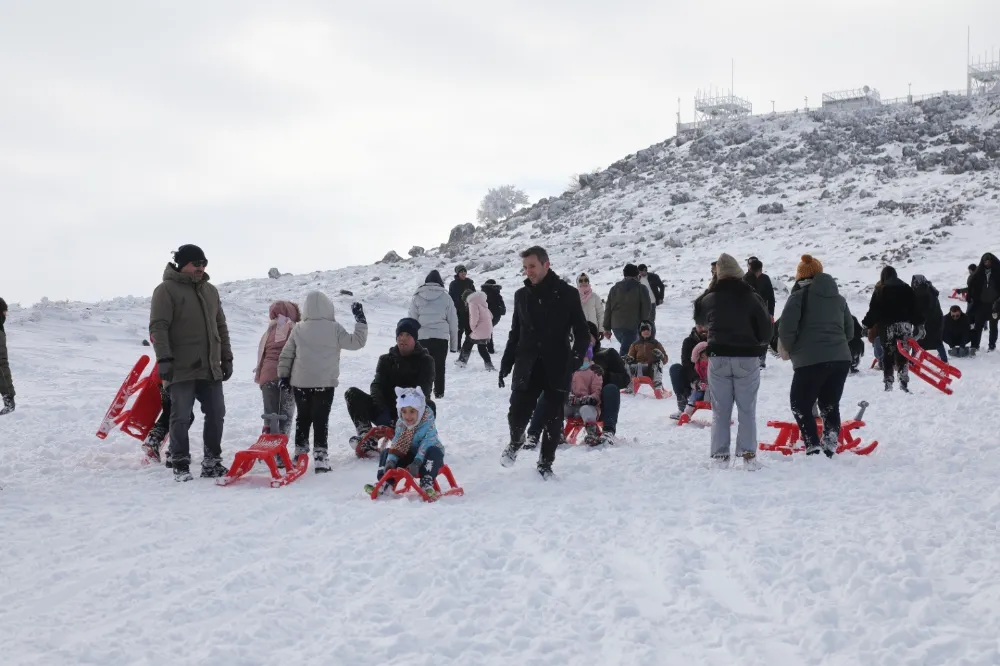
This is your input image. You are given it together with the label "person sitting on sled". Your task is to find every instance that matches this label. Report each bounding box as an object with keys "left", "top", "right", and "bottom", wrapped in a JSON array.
[
  {"left": 566, "top": 346, "right": 604, "bottom": 446},
  {"left": 372, "top": 386, "right": 445, "bottom": 497},
  {"left": 679, "top": 341, "right": 710, "bottom": 419},
  {"left": 622, "top": 320, "right": 667, "bottom": 393}
]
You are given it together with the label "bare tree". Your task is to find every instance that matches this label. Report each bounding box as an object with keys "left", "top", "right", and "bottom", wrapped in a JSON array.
[{"left": 476, "top": 185, "right": 529, "bottom": 224}]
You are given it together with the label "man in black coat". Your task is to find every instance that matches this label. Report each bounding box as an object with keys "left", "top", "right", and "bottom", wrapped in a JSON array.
[
  {"left": 668, "top": 325, "right": 708, "bottom": 416},
  {"left": 345, "top": 318, "right": 436, "bottom": 454},
  {"left": 911, "top": 274, "right": 946, "bottom": 360},
  {"left": 967, "top": 252, "right": 999, "bottom": 352},
  {"left": 499, "top": 246, "right": 590, "bottom": 478},
  {"left": 481, "top": 279, "right": 506, "bottom": 354},
  {"left": 748, "top": 258, "right": 776, "bottom": 315},
  {"left": 638, "top": 264, "right": 665, "bottom": 305},
  {"left": 449, "top": 265, "right": 476, "bottom": 348},
  {"left": 942, "top": 305, "right": 972, "bottom": 356}
]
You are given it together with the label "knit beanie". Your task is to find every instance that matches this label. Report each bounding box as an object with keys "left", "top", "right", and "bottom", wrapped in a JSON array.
[
  {"left": 395, "top": 317, "right": 421, "bottom": 340},
  {"left": 455, "top": 264, "right": 467, "bottom": 275},
  {"left": 715, "top": 253, "right": 743, "bottom": 280},
  {"left": 425, "top": 270, "right": 444, "bottom": 287},
  {"left": 795, "top": 254, "right": 824, "bottom": 281},
  {"left": 173, "top": 244, "right": 207, "bottom": 268},
  {"left": 623, "top": 263, "right": 639, "bottom": 278}
]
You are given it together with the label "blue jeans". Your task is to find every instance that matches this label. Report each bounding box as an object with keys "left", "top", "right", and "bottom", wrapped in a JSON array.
[
  {"left": 613, "top": 328, "right": 639, "bottom": 356},
  {"left": 873, "top": 336, "right": 883, "bottom": 362},
  {"left": 528, "top": 384, "right": 621, "bottom": 434}
]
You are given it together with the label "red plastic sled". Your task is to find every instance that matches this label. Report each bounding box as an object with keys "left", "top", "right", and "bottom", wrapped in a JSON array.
[
  {"left": 623, "top": 375, "right": 671, "bottom": 399},
  {"left": 896, "top": 338, "right": 962, "bottom": 395},
  {"left": 759, "top": 418, "right": 879, "bottom": 456},
  {"left": 356, "top": 426, "right": 395, "bottom": 459},
  {"left": 949, "top": 289, "right": 967, "bottom": 302},
  {"left": 97, "top": 355, "right": 163, "bottom": 441},
  {"left": 677, "top": 401, "right": 713, "bottom": 426},
  {"left": 218, "top": 434, "right": 308, "bottom": 487},
  {"left": 369, "top": 465, "right": 464, "bottom": 502},
  {"left": 563, "top": 418, "right": 604, "bottom": 446}
]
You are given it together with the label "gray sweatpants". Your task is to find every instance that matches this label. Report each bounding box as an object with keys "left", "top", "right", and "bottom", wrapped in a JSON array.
[
  {"left": 565, "top": 403, "right": 600, "bottom": 423},
  {"left": 708, "top": 356, "right": 760, "bottom": 458},
  {"left": 260, "top": 380, "right": 295, "bottom": 435}
]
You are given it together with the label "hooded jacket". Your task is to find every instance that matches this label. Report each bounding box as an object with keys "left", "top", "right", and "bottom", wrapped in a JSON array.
[
  {"left": 481, "top": 281, "right": 506, "bottom": 324},
  {"left": 777, "top": 273, "right": 854, "bottom": 370},
  {"left": 255, "top": 301, "right": 301, "bottom": 385},
  {"left": 277, "top": 291, "right": 368, "bottom": 388},
  {"left": 679, "top": 327, "right": 707, "bottom": 384},
  {"left": 911, "top": 275, "right": 944, "bottom": 350},
  {"left": 149, "top": 264, "right": 232, "bottom": 384},
  {"left": 603, "top": 277, "right": 652, "bottom": 331},
  {"left": 387, "top": 387, "right": 443, "bottom": 466},
  {"left": 967, "top": 253, "right": 1000, "bottom": 308},
  {"left": 0, "top": 305, "right": 13, "bottom": 397},
  {"left": 466, "top": 291, "right": 494, "bottom": 341},
  {"left": 408, "top": 282, "right": 459, "bottom": 349},
  {"left": 627, "top": 337, "right": 668, "bottom": 365}
]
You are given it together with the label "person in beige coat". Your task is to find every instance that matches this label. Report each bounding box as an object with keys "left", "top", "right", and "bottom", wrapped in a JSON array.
[
  {"left": 577, "top": 273, "right": 606, "bottom": 335},
  {"left": 149, "top": 244, "right": 232, "bottom": 482},
  {"left": 277, "top": 291, "right": 368, "bottom": 471}
]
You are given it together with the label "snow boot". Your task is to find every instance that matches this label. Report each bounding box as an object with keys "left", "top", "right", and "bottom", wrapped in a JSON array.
[
  {"left": 142, "top": 440, "right": 162, "bottom": 463},
  {"left": 536, "top": 461, "right": 554, "bottom": 480},
  {"left": 742, "top": 452, "right": 760, "bottom": 471},
  {"left": 711, "top": 454, "right": 730, "bottom": 469},
  {"left": 501, "top": 440, "right": 522, "bottom": 467},
  {"left": 314, "top": 449, "right": 331, "bottom": 473},
  {"left": 669, "top": 411, "right": 683, "bottom": 420},
  {"left": 200, "top": 459, "right": 228, "bottom": 478},
  {"left": 584, "top": 423, "right": 601, "bottom": 447},
  {"left": 419, "top": 474, "right": 438, "bottom": 498},
  {"left": 522, "top": 432, "right": 539, "bottom": 451},
  {"left": 0, "top": 394, "right": 15, "bottom": 416},
  {"left": 598, "top": 430, "right": 616, "bottom": 447},
  {"left": 164, "top": 450, "right": 174, "bottom": 469},
  {"left": 173, "top": 463, "right": 193, "bottom": 482}
]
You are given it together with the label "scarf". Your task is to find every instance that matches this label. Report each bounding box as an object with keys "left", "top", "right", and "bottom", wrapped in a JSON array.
[
  {"left": 388, "top": 408, "right": 430, "bottom": 458},
  {"left": 578, "top": 283, "right": 593, "bottom": 304},
  {"left": 274, "top": 314, "right": 292, "bottom": 344}
]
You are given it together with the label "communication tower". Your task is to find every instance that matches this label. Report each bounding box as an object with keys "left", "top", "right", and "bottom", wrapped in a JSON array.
[{"left": 968, "top": 52, "right": 1000, "bottom": 96}]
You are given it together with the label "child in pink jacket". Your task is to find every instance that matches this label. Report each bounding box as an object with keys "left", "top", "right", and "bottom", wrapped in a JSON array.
[
  {"left": 566, "top": 346, "right": 603, "bottom": 446},
  {"left": 680, "top": 340, "right": 710, "bottom": 418},
  {"left": 254, "top": 300, "right": 300, "bottom": 435},
  {"left": 457, "top": 289, "right": 495, "bottom": 370}
]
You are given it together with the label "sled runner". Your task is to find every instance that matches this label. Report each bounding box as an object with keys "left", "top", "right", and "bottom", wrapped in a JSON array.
[
  {"left": 96, "top": 355, "right": 163, "bottom": 441},
  {"left": 759, "top": 402, "right": 878, "bottom": 456},
  {"left": 218, "top": 411, "right": 308, "bottom": 487},
  {"left": 949, "top": 289, "right": 967, "bottom": 302},
  {"left": 896, "top": 338, "right": 962, "bottom": 395},
  {"left": 356, "top": 426, "right": 395, "bottom": 459},
  {"left": 563, "top": 417, "right": 604, "bottom": 445},
  {"left": 367, "top": 465, "right": 464, "bottom": 502},
  {"left": 676, "top": 401, "right": 713, "bottom": 426},
  {"left": 623, "top": 375, "right": 671, "bottom": 399}
]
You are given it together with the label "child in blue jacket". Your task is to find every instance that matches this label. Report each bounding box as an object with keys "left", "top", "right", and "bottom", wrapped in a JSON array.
[{"left": 373, "top": 386, "right": 446, "bottom": 496}]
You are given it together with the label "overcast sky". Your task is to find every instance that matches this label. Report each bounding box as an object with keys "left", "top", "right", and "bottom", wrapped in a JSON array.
[{"left": 2, "top": 0, "right": 998, "bottom": 305}]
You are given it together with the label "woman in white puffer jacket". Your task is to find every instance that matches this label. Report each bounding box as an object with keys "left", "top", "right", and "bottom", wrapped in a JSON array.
[{"left": 577, "top": 272, "right": 606, "bottom": 335}]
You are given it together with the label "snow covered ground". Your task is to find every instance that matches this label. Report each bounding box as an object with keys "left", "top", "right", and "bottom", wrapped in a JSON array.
[{"left": 2, "top": 283, "right": 999, "bottom": 665}]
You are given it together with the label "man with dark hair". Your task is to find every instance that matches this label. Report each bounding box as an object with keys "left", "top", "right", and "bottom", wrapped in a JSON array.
[
  {"left": 968, "top": 253, "right": 999, "bottom": 352},
  {"left": 149, "top": 244, "right": 233, "bottom": 482},
  {"left": 0, "top": 296, "right": 14, "bottom": 416},
  {"left": 942, "top": 305, "right": 971, "bottom": 357},
  {"left": 602, "top": 263, "right": 652, "bottom": 355},
  {"left": 345, "top": 317, "right": 436, "bottom": 455},
  {"left": 637, "top": 264, "right": 665, "bottom": 305},
  {"left": 499, "top": 246, "right": 590, "bottom": 478},
  {"left": 481, "top": 279, "right": 506, "bottom": 354},
  {"left": 449, "top": 265, "right": 475, "bottom": 349},
  {"left": 747, "top": 258, "right": 776, "bottom": 368}
]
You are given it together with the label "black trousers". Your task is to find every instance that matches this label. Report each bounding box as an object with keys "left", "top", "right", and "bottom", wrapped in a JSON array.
[
  {"left": 457, "top": 312, "right": 470, "bottom": 349},
  {"left": 293, "top": 387, "right": 335, "bottom": 452},
  {"left": 459, "top": 337, "right": 493, "bottom": 367},
  {"left": 508, "top": 361, "right": 565, "bottom": 466},
  {"left": 970, "top": 302, "right": 998, "bottom": 349},
  {"left": 422, "top": 338, "right": 449, "bottom": 398},
  {"left": 167, "top": 380, "right": 226, "bottom": 468},
  {"left": 789, "top": 361, "right": 850, "bottom": 452}
]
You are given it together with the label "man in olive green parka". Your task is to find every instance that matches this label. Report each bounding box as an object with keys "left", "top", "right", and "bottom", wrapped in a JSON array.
[{"left": 149, "top": 244, "right": 233, "bottom": 482}]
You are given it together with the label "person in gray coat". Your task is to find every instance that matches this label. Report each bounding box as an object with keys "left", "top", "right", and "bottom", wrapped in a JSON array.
[
  {"left": 277, "top": 291, "right": 368, "bottom": 471},
  {"left": 693, "top": 253, "right": 772, "bottom": 469},
  {"left": 778, "top": 255, "right": 854, "bottom": 457},
  {"left": 408, "top": 270, "right": 459, "bottom": 399},
  {"left": 603, "top": 263, "right": 652, "bottom": 355}
]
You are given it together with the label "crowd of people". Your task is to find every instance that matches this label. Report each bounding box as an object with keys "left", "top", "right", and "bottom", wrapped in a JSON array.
[{"left": 2, "top": 242, "right": 987, "bottom": 483}]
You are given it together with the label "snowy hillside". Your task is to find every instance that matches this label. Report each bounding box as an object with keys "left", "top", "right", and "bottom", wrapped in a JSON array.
[{"left": 2, "top": 94, "right": 1000, "bottom": 665}]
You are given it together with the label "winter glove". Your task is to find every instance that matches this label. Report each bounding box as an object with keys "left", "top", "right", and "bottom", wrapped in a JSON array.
[
  {"left": 498, "top": 368, "right": 510, "bottom": 388},
  {"left": 278, "top": 377, "right": 292, "bottom": 392},
  {"left": 351, "top": 302, "right": 366, "bottom": 324},
  {"left": 653, "top": 349, "right": 665, "bottom": 362},
  {"left": 407, "top": 460, "right": 424, "bottom": 478},
  {"left": 157, "top": 359, "right": 173, "bottom": 382},
  {"left": 567, "top": 395, "right": 581, "bottom": 406},
  {"left": 624, "top": 355, "right": 636, "bottom": 365},
  {"left": 582, "top": 396, "right": 598, "bottom": 406},
  {"left": 221, "top": 359, "right": 234, "bottom": 381}
]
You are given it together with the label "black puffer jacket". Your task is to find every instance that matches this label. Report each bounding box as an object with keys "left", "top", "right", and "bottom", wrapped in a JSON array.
[
  {"left": 678, "top": 327, "right": 707, "bottom": 384},
  {"left": 861, "top": 277, "right": 924, "bottom": 334},
  {"left": 500, "top": 270, "right": 590, "bottom": 392},
  {"left": 911, "top": 276, "right": 944, "bottom": 350},
  {"left": 694, "top": 279, "right": 772, "bottom": 357},
  {"left": 592, "top": 345, "right": 629, "bottom": 389},
  {"left": 481, "top": 281, "right": 506, "bottom": 325},
  {"left": 941, "top": 311, "right": 971, "bottom": 347},
  {"left": 370, "top": 344, "right": 435, "bottom": 417},
  {"left": 967, "top": 253, "right": 1000, "bottom": 309}
]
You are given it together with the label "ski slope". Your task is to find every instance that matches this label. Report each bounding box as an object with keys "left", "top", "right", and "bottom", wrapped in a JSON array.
[{"left": 2, "top": 282, "right": 999, "bottom": 666}]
